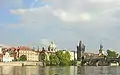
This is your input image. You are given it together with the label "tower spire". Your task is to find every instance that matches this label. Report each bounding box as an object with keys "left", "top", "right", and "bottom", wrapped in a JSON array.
[{"left": 99, "top": 43, "right": 104, "bottom": 55}]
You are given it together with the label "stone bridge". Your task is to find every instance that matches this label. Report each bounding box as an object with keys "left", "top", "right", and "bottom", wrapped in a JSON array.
[{"left": 81, "top": 57, "right": 120, "bottom": 66}]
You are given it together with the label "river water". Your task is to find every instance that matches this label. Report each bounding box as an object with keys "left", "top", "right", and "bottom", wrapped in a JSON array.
[{"left": 0, "top": 66, "right": 120, "bottom": 75}]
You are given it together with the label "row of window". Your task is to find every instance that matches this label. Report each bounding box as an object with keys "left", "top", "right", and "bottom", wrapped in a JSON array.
[{"left": 19, "top": 51, "right": 38, "bottom": 54}]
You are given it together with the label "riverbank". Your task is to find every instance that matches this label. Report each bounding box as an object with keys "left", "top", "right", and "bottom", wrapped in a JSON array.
[{"left": 0, "top": 61, "right": 43, "bottom": 66}]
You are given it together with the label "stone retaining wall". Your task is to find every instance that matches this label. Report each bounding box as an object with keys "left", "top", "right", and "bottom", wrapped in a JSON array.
[{"left": 0, "top": 62, "right": 43, "bottom": 66}]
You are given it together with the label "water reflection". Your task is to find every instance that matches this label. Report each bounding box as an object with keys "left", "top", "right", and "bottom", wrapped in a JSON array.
[
  {"left": 77, "top": 66, "right": 85, "bottom": 75},
  {"left": 0, "top": 66, "right": 120, "bottom": 75},
  {"left": 39, "top": 66, "right": 73, "bottom": 75}
]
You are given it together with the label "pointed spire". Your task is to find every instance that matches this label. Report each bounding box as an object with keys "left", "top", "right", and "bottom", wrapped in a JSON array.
[
  {"left": 33, "top": 46, "right": 35, "bottom": 50},
  {"left": 37, "top": 46, "right": 39, "bottom": 51},
  {"left": 77, "top": 40, "right": 82, "bottom": 47},
  {"left": 100, "top": 44, "right": 103, "bottom": 50}
]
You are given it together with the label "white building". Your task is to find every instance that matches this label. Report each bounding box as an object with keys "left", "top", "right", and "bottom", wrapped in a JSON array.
[
  {"left": 70, "top": 51, "right": 77, "bottom": 61},
  {"left": 3, "top": 52, "right": 14, "bottom": 62}
]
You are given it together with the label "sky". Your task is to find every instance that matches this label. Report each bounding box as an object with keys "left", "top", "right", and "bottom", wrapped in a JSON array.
[{"left": 0, "top": 0, "right": 120, "bottom": 52}]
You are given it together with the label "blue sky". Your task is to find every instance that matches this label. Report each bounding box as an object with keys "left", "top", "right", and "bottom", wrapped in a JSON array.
[{"left": 1, "top": 0, "right": 120, "bottom": 52}]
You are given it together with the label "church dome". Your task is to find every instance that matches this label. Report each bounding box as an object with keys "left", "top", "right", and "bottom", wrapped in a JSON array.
[{"left": 49, "top": 42, "right": 56, "bottom": 48}]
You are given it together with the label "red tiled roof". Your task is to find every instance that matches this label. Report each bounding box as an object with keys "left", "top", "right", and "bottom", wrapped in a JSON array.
[
  {"left": 9, "top": 47, "right": 16, "bottom": 50},
  {"left": 17, "top": 46, "right": 30, "bottom": 50},
  {"left": 10, "top": 54, "right": 15, "bottom": 57}
]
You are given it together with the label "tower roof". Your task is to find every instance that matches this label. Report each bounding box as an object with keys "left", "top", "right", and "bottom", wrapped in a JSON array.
[
  {"left": 100, "top": 44, "right": 103, "bottom": 50},
  {"left": 49, "top": 41, "right": 57, "bottom": 48}
]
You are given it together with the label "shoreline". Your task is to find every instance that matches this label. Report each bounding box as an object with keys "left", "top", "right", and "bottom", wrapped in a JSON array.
[
  {"left": 0, "top": 61, "right": 43, "bottom": 66},
  {"left": 0, "top": 61, "right": 119, "bottom": 67}
]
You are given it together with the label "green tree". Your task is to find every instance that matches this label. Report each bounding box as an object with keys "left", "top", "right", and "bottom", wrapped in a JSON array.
[
  {"left": 40, "top": 53, "right": 47, "bottom": 66},
  {"left": 43, "top": 50, "right": 73, "bottom": 66},
  {"left": 65, "top": 51, "right": 71, "bottom": 59},
  {"left": 19, "top": 55, "right": 27, "bottom": 61},
  {"left": 71, "top": 59, "right": 77, "bottom": 66},
  {"left": 56, "top": 50, "right": 64, "bottom": 60},
  {"left": 49, "top": 54, "right": 59, "bottom": 66},
  {"left": 107, "top": 50, "right": 118, "bottom": 58},
  {"left": 64, "top": 51, "right": 71, "bottom": 65},
  {"left": 56, "top": 50, "right": 71, "bottom": 66},
  {"left": 99, "top": 49, "right": 103, "bottom": 53}
]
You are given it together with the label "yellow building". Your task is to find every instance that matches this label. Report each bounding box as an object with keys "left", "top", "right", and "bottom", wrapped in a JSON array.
[{"left": 18, "top": 46, "right": 39, "bottom": 61}]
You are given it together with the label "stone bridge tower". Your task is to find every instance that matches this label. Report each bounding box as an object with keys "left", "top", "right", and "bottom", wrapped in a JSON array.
[{"left": 77, "top": 41, "right": 85, "bottom": 61}]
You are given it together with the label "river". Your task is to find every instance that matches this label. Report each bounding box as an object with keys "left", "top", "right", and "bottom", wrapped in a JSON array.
[{"left": 0, "top": 66, "right": 120, "bottom": 75}]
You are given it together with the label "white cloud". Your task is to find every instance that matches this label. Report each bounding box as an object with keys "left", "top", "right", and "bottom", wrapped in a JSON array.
[
  {"left": 8, "top": 0, "right": 120, "bottom": 50},
  {"left": 10, "top": 5, "right": 51, "bottom": 14},
  {"left": 10, "top": 0, "right": 120, "bottom": 23},
  {"left": 10, "top": 5, "right": 91, "bottom": 22},
  {"left": 9, "top": 0, "right": 120, "bottom": 30},
  {"left": 79, "top": 13, "right": 91, "bottom": 21},
  {"left": 53, "top": 9, "right": 91, "bottom": 22},
  {"left": 10, "top": 9, "right": 27, "bottom": 15}
]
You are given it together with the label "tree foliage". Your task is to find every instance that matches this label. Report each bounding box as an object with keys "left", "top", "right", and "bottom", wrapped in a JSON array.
[
  {"left": 62, "top": 51, "right": 71, "bottom": 66},
  {"left": 49, "top": 54, "right": 59, "bottom": 66},
  {"left": 99, "top": 49, "right": 103, "bottom": 53},
  {"left": 40, "top": 52, "right": 48, "bottom": 66},
  {"left": 107, "top": 50, "right": 118, "bottom": 58},
  {"left": 19, "top": 55, "right": 27, "bottom": 61},
  {"left": 41, "top": 53, "right": 46, "bottom": 61},
  {"left": 48, "top": 50, "right": 71, "bottom": 66},
  {"left": 71, "top": 59, "right": 77, "bottom": 66}
]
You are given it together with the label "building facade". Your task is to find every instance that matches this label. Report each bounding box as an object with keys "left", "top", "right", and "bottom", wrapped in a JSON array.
[
  {"left": 18, "top": 46, "right": 39, "bottom": 61},
  {"left": 70, "top": 51, "right": 77, "bottom": 61}
]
